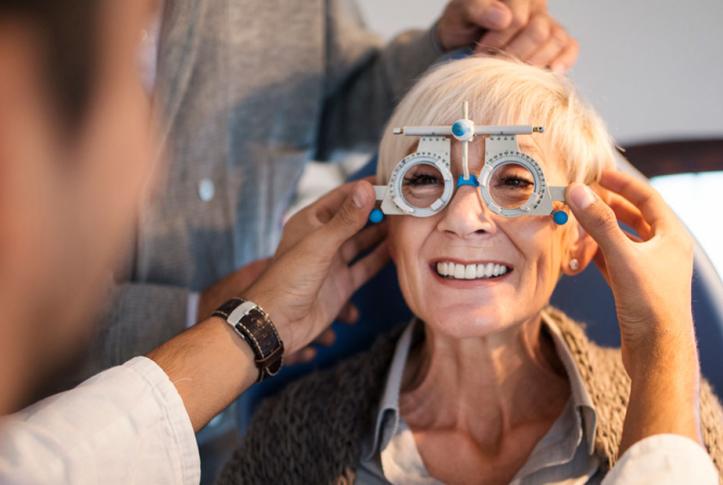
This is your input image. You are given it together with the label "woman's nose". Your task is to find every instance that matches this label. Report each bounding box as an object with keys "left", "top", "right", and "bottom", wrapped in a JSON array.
[{"left": 436, "top": 185, "right": 496, "bottom": 237}]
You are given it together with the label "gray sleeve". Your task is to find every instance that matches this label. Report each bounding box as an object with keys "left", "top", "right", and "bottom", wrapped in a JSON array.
[
  {"left": 315, "top": 0, "right": 444, "bottom": 159},
  {"left": 76, "top": 283, "right": 191, "bottom": 380}
]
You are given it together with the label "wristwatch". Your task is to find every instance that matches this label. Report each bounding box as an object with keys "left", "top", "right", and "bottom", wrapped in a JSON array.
[{"left": 212, "top": 297, "right": 284, "bottom": 382}]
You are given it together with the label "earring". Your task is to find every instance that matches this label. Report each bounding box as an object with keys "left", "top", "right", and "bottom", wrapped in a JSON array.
[{"left": 569, "top": 258, "right": 580, "bottom": 271}]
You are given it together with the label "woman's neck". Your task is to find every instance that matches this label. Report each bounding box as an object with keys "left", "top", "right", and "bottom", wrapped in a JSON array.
[{"left": 399, "top": 314, "right": 571, "bottom": 451}]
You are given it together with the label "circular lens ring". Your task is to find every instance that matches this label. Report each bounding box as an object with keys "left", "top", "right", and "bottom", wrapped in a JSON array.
[
  {"left": 478, "top": 151, "right": 546, "bottom": 217},
  {"left": 389, "top": 152, "right": 454, "bottom": 217}
]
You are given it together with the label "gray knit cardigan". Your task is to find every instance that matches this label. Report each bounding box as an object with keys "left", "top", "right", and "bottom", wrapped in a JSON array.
[{"left": 218, "top": 306, "right": 723, "bottom": 484}]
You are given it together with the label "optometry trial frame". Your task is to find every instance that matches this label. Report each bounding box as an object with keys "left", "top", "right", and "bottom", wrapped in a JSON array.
[{"left": 369, "top": 102, "right": 569, "bottom": 225}]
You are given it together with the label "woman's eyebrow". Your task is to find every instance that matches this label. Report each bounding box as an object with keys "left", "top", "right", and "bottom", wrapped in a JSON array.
[{"left": 518, "top": 143, "right": 541, "bottom": 155}]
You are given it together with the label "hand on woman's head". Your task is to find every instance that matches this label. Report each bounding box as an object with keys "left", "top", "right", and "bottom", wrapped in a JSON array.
[{"left": 436, "top": 0, "right": 579, "bottom": 73}]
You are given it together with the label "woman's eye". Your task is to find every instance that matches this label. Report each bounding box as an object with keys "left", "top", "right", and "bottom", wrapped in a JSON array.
[
  {"left": 404, "top": 173, "right": 441, "bottom": 186},
  {"left": 497, "top": 176, "right": 533, "bottom": 189}
]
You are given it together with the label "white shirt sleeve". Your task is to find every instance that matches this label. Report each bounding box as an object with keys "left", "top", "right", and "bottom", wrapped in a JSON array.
[
  {"left": 602, "top": 434, "right": 718, "bottom": 484},
  {"left": 0, "top": 357, "right": 200, "bottom": 485}
]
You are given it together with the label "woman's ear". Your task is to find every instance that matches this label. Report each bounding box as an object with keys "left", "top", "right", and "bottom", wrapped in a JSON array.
[{"left": 560, "top": 215, "right": 598, "bottom": 276}]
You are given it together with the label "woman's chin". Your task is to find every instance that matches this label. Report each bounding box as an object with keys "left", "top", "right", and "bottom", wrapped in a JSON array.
[{"left": 422, "top": 307, "right": 512, "bottom": 339}]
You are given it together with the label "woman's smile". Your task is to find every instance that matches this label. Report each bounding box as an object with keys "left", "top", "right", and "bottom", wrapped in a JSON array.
[{"left": 430, "top": 258, "right": 513, "bottom": 288}]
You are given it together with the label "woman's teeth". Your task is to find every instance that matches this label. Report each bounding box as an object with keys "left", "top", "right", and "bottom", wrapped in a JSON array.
[{"left": 435, "top": 262, "right": 510, "bottom": 280}]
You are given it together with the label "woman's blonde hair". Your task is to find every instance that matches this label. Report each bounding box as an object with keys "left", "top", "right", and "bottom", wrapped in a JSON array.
[{"left": 377, "top": 56, "right": 616, "bottom": 185}]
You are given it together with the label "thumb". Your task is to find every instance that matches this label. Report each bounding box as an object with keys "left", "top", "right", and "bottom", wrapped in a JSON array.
[
  {"left": 316, "top": 180, "right": 375, "bottom": 251},
  {"left": 567, "top": 183, "right": 628, "bottom": 259},
  {"left": 466, "top": 1, "right": 513, "bottom": 31}
]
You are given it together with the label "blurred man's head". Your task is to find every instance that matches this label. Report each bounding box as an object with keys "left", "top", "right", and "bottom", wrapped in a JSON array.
[{"left": 0, "top": 0, "right": 157, "bottom": 412}]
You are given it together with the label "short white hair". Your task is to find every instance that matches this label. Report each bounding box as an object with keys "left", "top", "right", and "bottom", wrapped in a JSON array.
[{"left": 377, "top": 56, "right": 616, "bottom": 184}]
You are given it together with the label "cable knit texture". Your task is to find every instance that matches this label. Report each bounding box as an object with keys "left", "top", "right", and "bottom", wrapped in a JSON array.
[{"left": 217, "top": 306, "right": 723, "bottom": 484}]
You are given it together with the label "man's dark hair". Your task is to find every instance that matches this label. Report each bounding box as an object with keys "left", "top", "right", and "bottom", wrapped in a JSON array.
[{"left": 0, "top": 0, "right": 102, "bottom": 130}]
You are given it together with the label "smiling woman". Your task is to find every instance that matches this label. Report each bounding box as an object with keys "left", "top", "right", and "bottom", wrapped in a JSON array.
[
  {"left": 218, "top": 56, "right": 723, "bottom": 484},
  {"left": 381, "top": 56, "right": 613, "bottom": 343}
]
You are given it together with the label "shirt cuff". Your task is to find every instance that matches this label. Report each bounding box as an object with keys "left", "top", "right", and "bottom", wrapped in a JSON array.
[
  {"left": 603, "top": 434, "right": 718, "bottom": 484},
  {"left": 186, "top": 291, "right": 200, "bottom": 328},
  {"left": 0, "top": 357, "right": 200, "bottom": 484},
  {"left": 125, "top": 357, "right": 201, "bottom": 485}
]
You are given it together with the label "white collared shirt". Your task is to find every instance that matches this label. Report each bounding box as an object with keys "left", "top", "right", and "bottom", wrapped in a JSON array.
[
  {"left": 357, "top": 320, "right": 718, "bottom": 485},
  {"left": 0, "top": 357, "right": 200, "bottom": 484}
]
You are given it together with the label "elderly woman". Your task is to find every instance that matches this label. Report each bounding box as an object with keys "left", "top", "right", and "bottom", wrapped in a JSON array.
[{"left": 219, "top": 57, "right": 723, "bottom": 484}]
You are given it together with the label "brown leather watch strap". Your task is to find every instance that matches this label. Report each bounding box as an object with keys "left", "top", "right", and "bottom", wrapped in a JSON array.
[{"left": 212, "top": 298, "right": 284, "bottom": 382}]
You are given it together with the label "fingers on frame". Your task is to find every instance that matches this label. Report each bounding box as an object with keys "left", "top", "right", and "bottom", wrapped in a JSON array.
[
  {"left": 285, "top": 346, "right": 317, "bottom": 365},
  {"left": 307, "top": 182, "right": 357, "bottom": 225},
  {"left": 340, "top": 222, "right": 388, "bottom": 263},
  {"left": 313, "top": 183, "right": 375, "bottom": 253},
  {"left": 605, "top": 192, "right": 654, "bottom": 240},
  {"left": 314, "top": 328, "right": 337, "bottom": 347},
  {"left": 337, "top": 302, "right": 359, "bottom": 324},
  {"left": 349, "top": 241, "right": 390, "bottom": 290},
  {"left": 599, "top": 170, "right": 672, "bottom": 230}
]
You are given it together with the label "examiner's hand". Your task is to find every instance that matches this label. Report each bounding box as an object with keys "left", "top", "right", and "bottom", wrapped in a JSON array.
[
  {"left": 197, "top": 258, "right": 270, "bottom": 322},
  {"left": 243, "top": 180, "right": 388, "bottom": 355},
  {"left": 567, "top": 169, "right": 705, "bottom": 451},
  {"left": 566, "top": 170, "right": 696, "bottom": 371},
  {"left": 436, "top": 0, "right": 579, "bottom": 73}
]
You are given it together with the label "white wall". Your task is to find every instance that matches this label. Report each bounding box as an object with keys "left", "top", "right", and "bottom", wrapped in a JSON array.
[{"left": 357, "top": 0, "right": 723, "bottom": 144}]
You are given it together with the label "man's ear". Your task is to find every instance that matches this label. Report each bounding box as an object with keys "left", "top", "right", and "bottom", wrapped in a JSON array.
[{"left": 560, "top": 215, "right": 598, "bottom": 276}]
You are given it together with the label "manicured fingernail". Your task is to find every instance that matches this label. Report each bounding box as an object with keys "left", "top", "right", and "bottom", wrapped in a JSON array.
[
  {"left": 569, "top": 184, "right": 596, "bottom": 209},
  {"left": 483, "top": 3, "right": 509, "bottom": 28},
  {"left": 352, "top": 183, "right": 368, "bottom": 209}
]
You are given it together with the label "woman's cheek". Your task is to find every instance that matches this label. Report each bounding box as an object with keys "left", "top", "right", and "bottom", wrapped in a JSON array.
[{"left": 386, "top": 221, "right": 401, "bottom": 261}]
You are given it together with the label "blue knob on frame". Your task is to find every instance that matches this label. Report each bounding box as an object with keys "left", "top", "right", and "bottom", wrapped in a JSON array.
[
  {"left": 369, "top": 208, "right": 384, "bottom": 224},
  {"left": 451, "top": 119, "right": 474, "bottom": 141},
  {"left": 552, "top": 210, "right": 568, "bottom": 225}
]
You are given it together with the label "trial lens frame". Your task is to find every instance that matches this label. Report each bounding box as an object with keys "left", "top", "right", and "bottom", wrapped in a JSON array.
[{"left": 369, "top": 102, "right": 569, "bottom": 225}]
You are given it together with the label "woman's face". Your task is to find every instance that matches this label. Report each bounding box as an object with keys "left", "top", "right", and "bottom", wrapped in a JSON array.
[{"left": 389, "top": 136, "right": 587, "bottom": 338}]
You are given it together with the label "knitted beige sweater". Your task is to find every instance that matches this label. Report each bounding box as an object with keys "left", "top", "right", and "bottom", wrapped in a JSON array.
[
  {"left": 541, "top": 307, "right": 722, "bottom": 474},
  {"left": 218, "top": 306, "right": 723, "bottom": 484}
]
